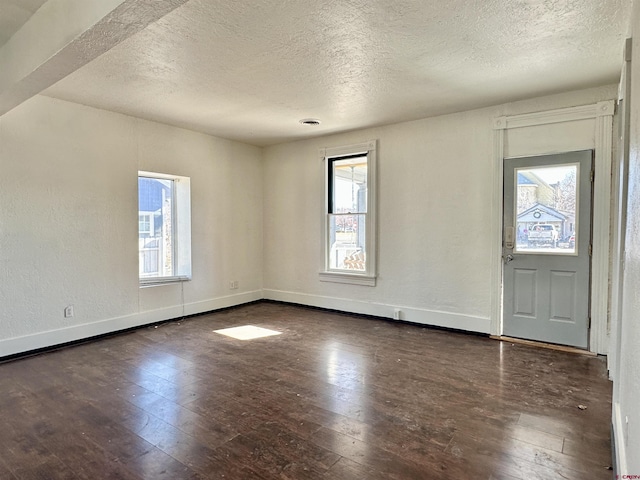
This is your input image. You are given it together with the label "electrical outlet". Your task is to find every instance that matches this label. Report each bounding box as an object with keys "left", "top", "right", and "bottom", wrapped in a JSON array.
[
  {"left": 393, "top": 308, "right": 401, "bottom": 320},
  {"left": 64, "top": 305, "right": 74, "bottom": 318},
  {"left": 229, "top": 280, "right": 239, "bottom": 290},
  {"left": 234, "top": 280, "right": 239, "bottom": 289}
]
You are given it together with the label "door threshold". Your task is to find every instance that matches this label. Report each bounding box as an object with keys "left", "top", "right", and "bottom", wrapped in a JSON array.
[{"left": 490, "top": 335, "right": 596, "bottom": 356}]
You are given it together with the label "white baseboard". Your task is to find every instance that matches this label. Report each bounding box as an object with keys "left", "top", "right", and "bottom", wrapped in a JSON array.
[
  {"left": 613, "top": 402, "right": 628, "bottom": 475},
  {"left": 0, "top": 290, "right": 262, "bottom": 358},
  {"left": 182, "top": 290, "right": 263, "bottom": 316},
  {"left": 263, "top": 289, "right": 491, "bottom": 334},
  {"left": 1, "top": 288, "right": 489, "bottom": 357}
]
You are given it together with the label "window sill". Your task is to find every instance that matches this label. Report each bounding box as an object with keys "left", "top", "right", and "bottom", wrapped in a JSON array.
[
  {"left": 319, "top": 271, "right": 376, "bottom": 286},
  {"left": 139, "top": 276, "right": 191, "bottom": 288}
]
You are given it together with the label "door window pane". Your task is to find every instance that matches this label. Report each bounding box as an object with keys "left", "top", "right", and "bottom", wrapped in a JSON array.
[{"left": 514, "top": 164, "right": 578, "bottom": 254}]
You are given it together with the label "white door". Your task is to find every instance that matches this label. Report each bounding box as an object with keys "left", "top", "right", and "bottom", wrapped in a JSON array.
[{"left": 502, "top": 151, "right": 592, "bottom": 349}]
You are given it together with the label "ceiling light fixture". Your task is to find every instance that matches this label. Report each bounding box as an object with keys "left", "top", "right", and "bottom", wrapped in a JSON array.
[{"left": 299, "top": 118, "right": 321, "bottom": 126}]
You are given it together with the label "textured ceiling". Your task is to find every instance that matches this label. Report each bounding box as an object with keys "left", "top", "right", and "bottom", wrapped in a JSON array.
[
  {"left": 0, "top": 0, "right": 47, "bottom": 47},
  {"left": 36, "top": 0, "right": 632, "bottom": 146}
]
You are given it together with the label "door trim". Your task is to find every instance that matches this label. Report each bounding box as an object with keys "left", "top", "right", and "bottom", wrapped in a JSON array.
[{"left": 491, "top": 101, "right": 615, "bottom": 354}]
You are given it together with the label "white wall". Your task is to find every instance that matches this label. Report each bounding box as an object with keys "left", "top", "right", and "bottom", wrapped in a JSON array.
[
  {"left": 263, "top": 85, "right": 617, "bottom": 333},
  {"left": 0, "top": 84, "right": 621, "bottom": 356},
  {"left": 0, "top": 95, "right": 263, "bottom": 356},
  {"left": 613, "top": 0, "right": 640, "bottom": 472}
]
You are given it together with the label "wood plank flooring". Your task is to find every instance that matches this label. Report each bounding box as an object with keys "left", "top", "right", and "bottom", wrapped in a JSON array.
[{"left": 0, "top": 302, "right": 613, "bottom": 479}]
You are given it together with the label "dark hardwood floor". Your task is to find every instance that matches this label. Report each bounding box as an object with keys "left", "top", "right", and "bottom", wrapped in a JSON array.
[{"left": 0, "top": 302, "right": 613, "bottom": 479}]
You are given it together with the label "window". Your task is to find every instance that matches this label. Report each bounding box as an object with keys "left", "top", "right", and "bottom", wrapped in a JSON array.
[
  {"left": 514, "top": 163, "right": 579, "bottom": 254},
  {"left": 138, "top": 214, "right": 152, "bottom": 236},
  {"left": 320, "top": 141, "right": 377, "bottom": 286},
  {"left": 138, "top": 171, "right": 191, "bottom": 285}
]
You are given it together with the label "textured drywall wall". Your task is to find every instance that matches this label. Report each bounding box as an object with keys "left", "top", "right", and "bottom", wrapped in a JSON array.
[
  {"left": 0, "top": 95, "right": 263, "bottom": 354},
  {"left": 616, "top": 0, "right": 640, "bottom": 471},
  {"left": 0, "top": 94, "right": 139, "bottom": 339},
  {"left": 264, "top": 110, "right": 494, "bottom": 321},
  {"left": 262, "top": 85, "right": 617, "bottom": 329}
]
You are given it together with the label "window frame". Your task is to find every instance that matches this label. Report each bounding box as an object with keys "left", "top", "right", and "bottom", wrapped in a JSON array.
[
  {"left": 319, "top": 141, "right": 377, "bottom": 286},
  {"left": 138, "top": 171, "right": 192, "bottom": 286}
]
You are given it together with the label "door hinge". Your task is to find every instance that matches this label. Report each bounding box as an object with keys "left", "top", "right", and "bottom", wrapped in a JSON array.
[
  {"left": 589, "top": 244, "right": 593, "bottom": 257},
  {"left": 588, "top": 317, "right": 592, "bottom": 329},
  {"left": 590, "top": 170, "right": 595, "bottom": 182}
]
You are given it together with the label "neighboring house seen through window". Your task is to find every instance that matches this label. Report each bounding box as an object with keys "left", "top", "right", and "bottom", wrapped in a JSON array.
[{"left": 138, "top": 172, "right": 192, "bottom": 285}]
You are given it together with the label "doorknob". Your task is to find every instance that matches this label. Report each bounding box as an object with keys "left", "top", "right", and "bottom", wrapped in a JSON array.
[{"left": 504, "top": 254, "right": 514, "bottom": 264}]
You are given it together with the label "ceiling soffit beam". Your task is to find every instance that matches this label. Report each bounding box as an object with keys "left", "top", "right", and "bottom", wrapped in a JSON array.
[{"left": 0, "top": 0, "right": 189, "bottom": 117}]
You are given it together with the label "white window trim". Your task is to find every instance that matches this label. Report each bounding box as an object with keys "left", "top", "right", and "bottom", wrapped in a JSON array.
[
  {"left": 138, "top": 171, "right": 192, "bottom": 286},
  {"left": 139, "top": 275, "right": 191, "bottom": 287},
  {"left": 491, "top": 101, "right": 614, "bottom": 354},
  {"left": 319, "top": 140, "right": 377, "bottom": 286}
]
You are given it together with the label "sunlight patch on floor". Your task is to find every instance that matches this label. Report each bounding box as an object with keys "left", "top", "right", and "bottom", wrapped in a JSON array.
[{"left": 213, "top": 325, "right": 282, "bottom": 340}]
